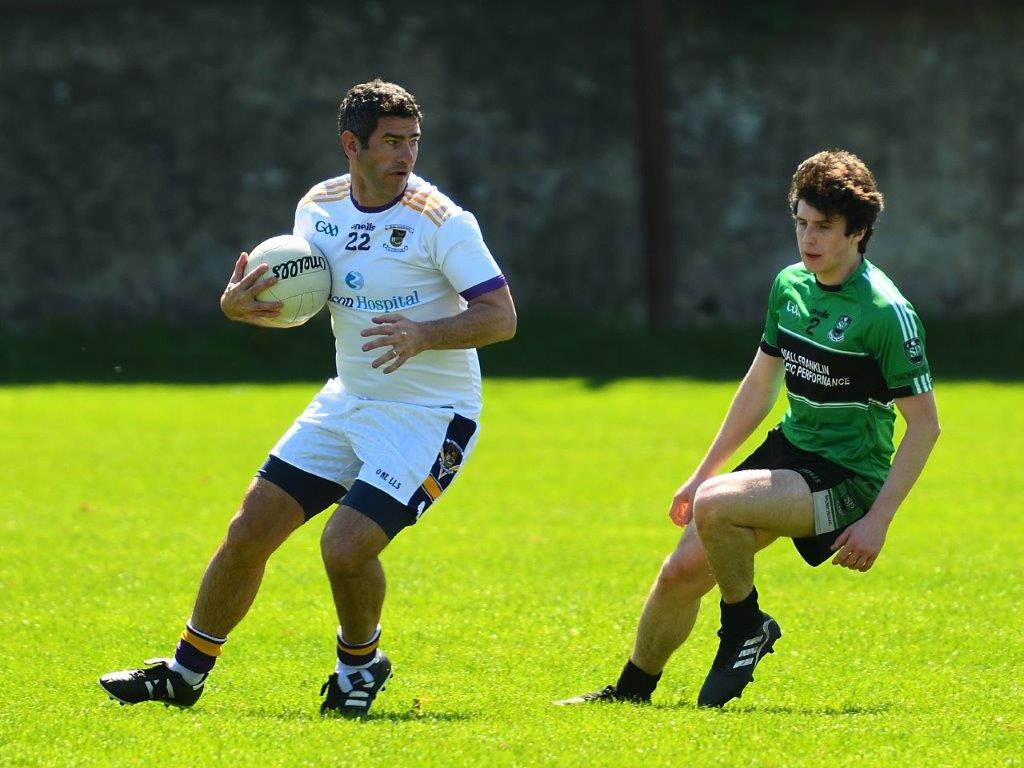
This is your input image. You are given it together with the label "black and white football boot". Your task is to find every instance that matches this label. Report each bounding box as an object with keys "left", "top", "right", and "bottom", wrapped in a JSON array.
[
  {"left": 99, "top": 658, "right": 205, "bottom": 708},
  {"left": 320, "top": 651, "right": 392, "bottom": 719},
  {"left": 553, "top": 685, "right": 649, "bottom": 705},
  {"left": 697, "top": 613, "right": 782, "bottom": 708}
]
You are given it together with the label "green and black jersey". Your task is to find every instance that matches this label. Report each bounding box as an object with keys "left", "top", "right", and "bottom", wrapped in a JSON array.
[{"left": 760, "top": 258, "right": 932, "bottom": 489}]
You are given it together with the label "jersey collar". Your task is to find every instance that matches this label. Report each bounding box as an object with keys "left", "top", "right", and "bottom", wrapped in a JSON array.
[
  {"left": 814, "top": 257, "right": 869, "bottom": 293},
  {"left": 350, "top": 186, "right": 407, "bottom": 214}
]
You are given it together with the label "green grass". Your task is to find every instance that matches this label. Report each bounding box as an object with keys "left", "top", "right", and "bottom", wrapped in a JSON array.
[{"left": 0, "top": 380, "right": 1021, "bottom": 766}]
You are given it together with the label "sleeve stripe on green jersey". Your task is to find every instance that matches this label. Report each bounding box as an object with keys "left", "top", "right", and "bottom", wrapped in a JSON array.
[
  {"left": 863, "top": 264, "right": 918, "bottom": 342},
  {"left": 864, "top": 264, "right": 934, "bottom": 398},
  {"left": 779, "top": 326, "right": 870, "bottom": 356}
]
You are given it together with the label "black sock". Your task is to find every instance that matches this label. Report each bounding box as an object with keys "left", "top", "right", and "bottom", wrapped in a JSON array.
[
  {"left": 615, "top": 659, "right": 661, "bottom": 700},
  {"left": 720, "top": 586, "right": 762, "bottom": 635}
]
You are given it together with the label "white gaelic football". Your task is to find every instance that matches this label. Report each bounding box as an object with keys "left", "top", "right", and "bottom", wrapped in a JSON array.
[{"left": 244, "top": 235, "right": 331, "bottom": 328}]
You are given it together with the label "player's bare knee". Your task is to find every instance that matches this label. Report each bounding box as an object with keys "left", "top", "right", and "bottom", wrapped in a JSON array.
[
  {"left": 320, "top": 528, "right": 369, "bottom": 577},
  {"left": 693, "top": 478, "right": 737, "bottom": 531},
  {"left": 692, "top": 488, "right": 720, "bottom": 535},
  {"left": 655, "top": 549, "right": 713, "bottom": 596},
  {"left": 223, "top": 508, "right": 277, "bottom": 559},
  {"left": 223, "top": 488, "right": 298, "bottom": 559}
]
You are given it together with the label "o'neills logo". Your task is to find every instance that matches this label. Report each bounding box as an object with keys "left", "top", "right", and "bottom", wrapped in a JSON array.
[{"left": 329, "top": 290, "right": 421, "bottom": 312}]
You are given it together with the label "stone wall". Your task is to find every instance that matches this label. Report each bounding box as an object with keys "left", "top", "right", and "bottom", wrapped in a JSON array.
[
  {"left": 0, "top": 0, "right": 1020, "bottom": 332},
  {"left": 666, "top": 1, "right": 1024, "bottom": 324}
]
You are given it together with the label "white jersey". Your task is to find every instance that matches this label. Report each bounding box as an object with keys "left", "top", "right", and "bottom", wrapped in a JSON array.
[{"left": 294, "top": 173, "right": 505, "bottom": 417}]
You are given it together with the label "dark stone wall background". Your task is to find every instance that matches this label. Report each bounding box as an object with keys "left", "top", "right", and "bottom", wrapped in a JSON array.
[
  {"left": 666, "top": 1, "right": 1024, "bottom": 324},
  {"left": 1, "top": 0, "right": 1021, "bottom": 332}
]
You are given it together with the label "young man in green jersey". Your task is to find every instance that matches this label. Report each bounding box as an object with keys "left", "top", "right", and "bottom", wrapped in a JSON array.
[{"left": 558, "top": 149, "right": 940, "bottom": 708}]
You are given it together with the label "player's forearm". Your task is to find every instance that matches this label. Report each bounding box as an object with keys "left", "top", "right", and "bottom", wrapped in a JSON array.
[
  {"left": 697, "top": 375, "right": 779, "bottom": 476},
  {"left": 867, "top": 422, "right": 940, "bottom": 524},
  {"left": 417, "top": 299, "right": 516, "bottom": 351}
]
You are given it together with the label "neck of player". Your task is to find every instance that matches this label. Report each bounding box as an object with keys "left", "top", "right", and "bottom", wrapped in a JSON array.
[
  {"left": 818, "top": 252, "right": 863, "bottom": 287},
  {"left": 351, "top": 173, "right": 407, "bottom": 209}
]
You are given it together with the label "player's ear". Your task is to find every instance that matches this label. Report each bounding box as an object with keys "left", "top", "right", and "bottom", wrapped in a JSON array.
[{"left": 340, "top": 130, "right": 361, "bottom": 160}]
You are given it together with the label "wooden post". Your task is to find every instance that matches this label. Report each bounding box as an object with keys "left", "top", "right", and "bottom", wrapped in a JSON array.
[{"left": 633, "top": 0, "right": 675, "bottom": 328}]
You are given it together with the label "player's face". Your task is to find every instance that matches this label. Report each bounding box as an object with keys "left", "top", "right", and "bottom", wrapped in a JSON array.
[
  {"left": 793, "top": 199, "right": 865, "bottom": 285},
  {"left": 346, "top": 117, "right": 420, "bottom": 206}
]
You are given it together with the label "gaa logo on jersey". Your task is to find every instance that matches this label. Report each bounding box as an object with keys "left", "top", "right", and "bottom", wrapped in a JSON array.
[
  {"left": 345, "top": 271, "right": 365, "bottom": 290},
  {"left": 827, "top": 314, "right": 853, "bottom": 342},
  {"left": 315, "top": 220, "right": 339, "bottom": 237},
  {"left": 903, "top": 337, "right": 924, "bottom": 365},
  {"left": 383, "top": 224, "right": 413, "bottom": 252}
]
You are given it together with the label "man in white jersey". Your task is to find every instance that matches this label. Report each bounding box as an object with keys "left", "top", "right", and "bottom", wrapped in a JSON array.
[{"left": 100, "top": 80, "right": 517, "bottom": 718}]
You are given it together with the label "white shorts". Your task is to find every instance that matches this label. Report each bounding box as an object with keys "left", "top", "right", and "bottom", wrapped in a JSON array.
[{"left": 266, "top": 378, "right": 479, "bottom": 533}]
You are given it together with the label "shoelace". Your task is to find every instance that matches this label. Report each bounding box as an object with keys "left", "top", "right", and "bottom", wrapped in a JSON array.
[
  {"left": 336, "top": 667, "right": 375, "bottom": 694},
  {"left": 320, "top": 668, "right": 378, "bottom": 698},
  {"left": 126, "top": 664, "right": 173, "bottom": 700}
]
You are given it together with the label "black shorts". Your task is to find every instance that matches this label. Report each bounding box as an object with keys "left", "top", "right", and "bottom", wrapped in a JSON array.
[
  {"left": 257, "top": 455, "right": 416, "bottom": 539},
  {"left": 733, "top": 429, "right": 875, "bottom": 566}
]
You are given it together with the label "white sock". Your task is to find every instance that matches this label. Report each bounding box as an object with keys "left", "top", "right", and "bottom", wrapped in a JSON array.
[{"left": 167, "top": 658, "right": 206, "bottom": 686}]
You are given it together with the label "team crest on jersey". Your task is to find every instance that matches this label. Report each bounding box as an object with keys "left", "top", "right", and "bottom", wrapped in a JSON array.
[
  {"left": 384, "top": 225, "right": 412, "bottom": 252},
  {"left": 903, "top": 337, "right": 924, "bottom": 365},
  {"left": 436, "top": 438, "right": 464, "bottom": 480},
  {"left": 827, "top": 314, "right": 853, "bottom": 342}
]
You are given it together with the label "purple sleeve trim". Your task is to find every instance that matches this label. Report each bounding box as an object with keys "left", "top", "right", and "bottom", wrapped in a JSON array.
[{"left": 460, "top": 274, "right": 508, "bottom": 301}]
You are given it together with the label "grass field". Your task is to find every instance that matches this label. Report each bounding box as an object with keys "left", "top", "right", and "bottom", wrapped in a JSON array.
[{"left": 1, "top": 379, "right": 1021, "bottom": 767}]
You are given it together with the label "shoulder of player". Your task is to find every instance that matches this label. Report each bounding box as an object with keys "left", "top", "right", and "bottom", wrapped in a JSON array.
[
  {"left": 297, "top": 175, "right": 352, "bottom": 211},
  {"left": 398, "top": 175, "right": 465, "bottom": 229},
  {"left": 857, "top": 261, "right": 915, "bottom": 312},
  {"left": 857, "top": 260, "right": 924, "bottom": 337},
  {"left": 772, "top": 262, "right": 814, "bottom": 292}
]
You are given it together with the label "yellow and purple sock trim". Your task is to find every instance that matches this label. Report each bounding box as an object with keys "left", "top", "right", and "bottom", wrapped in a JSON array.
[
  {"left": 174, "top": 622, "right": 227, "bottom": 675},
  {"left": 337, "top": 625, "right": 381, "bottom": 667}
]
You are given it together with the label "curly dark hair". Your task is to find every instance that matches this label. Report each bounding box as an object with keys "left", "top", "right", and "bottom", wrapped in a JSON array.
[
  {"left": 788, "top": 150, "right": 885, "bottom": 254},
  {"left": 338, "top": 79, "right": 422, "bottom": 147}
]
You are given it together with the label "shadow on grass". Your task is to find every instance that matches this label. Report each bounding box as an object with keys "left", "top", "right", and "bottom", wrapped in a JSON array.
[
  {"left": 652, "top": 701, "right": 892, "bottom": 716},
  {"left": 245, "top": 706, "right": 474, "bottom": 723},
  {"left": 367, "top": 710, "right": 476, "bottom": 723},
  {"left": 724, "top": 703, "right": 893, "bottom": 716},
  {"left": 2, "top": 310, "right": 1020, "bottom": 384}
]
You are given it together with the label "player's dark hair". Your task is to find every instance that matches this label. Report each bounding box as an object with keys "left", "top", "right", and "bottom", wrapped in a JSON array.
[
  {"left": 788, "top": 150, "right": 885, "bottom": 254},
  {"left": 338, "top": 79, "right": 422, "bottom": 147}
]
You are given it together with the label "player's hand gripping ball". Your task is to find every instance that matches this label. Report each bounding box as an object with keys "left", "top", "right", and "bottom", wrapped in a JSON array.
[{"left": 243, "top": 235, "right": 331, "bottom": 327}]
